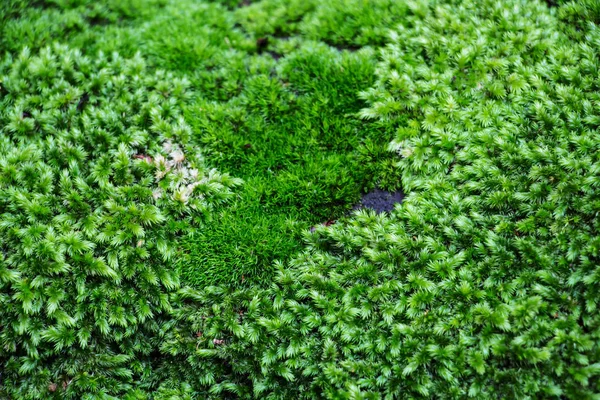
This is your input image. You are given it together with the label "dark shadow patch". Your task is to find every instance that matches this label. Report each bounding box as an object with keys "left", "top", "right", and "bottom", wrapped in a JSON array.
[
  {"left": 87, "top": 15, "right": 112, "bottom": 27},
  {"left": 28, "top": 0, "right": 59, "bottom": 11},
  {"left": 543, "top": 0, "right": 559, "bottom": 7},
  {"left": 77, "top": 92, "right": 90, "bottom": 112},
  {"left": 256, "top": 36, "right": 269, "bottom": 53},
  {"left": 326, "top": 41, "right": 363, "bottom": 53},
  {"left": 420, "top": 48, "right": 431, "bottom": 66},
  {"left": 268, "top": 51, "right": 283, "bottom": 61},
  {"left": 272, "top": 26, "right": 295, "bottom": 39},
  {"left": 256, "top": 37, "right": 284, "bottom": 60},
  {"left": 354, "top": 188, "right": 404, "bottom": 213}
]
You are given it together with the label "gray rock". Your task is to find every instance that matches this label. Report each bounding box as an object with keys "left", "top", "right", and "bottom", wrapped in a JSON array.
[{"left": 354, "top": 188, "right": 404, "bottom": 213}]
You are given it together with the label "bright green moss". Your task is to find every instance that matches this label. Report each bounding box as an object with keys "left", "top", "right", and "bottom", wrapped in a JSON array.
[
  {"left": 0, "top": 44, "right": 240, "bottom": 399},
  {"left": 1, "top": 0, "right": 399, "bottom": 288},
  {"left": 0, "top": 0, "right": 168, "bottom": 55},
  {"left": 162, "top": 0, "right": 600, "bottom": 398},
  {"left": 3, "top": 0, "right": 600, "bottom": 398}
]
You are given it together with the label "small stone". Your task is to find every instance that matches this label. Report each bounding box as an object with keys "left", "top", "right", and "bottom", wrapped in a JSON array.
[{"left": 354, "top": 188, "right": 404, "bottom": 214}]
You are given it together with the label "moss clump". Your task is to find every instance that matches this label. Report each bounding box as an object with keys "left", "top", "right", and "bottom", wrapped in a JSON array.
[
  {"left": 1, "top": 0, "right": 401, "bottom": 289},
  {"left": 161, "top": 0, "right": 600, "bottom": 398},
  {"left": 178, "top": 44, "right": 398, "bottom": 287},
  {"left": 0, "top": 45, "right": 239, "bottom": 398},
  {"left": 3, "top": 0, "right": 600, "bottom": 398}
]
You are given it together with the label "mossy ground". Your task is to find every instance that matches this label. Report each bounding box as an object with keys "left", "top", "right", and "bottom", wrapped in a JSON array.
[
  {"left": 1, "top": 0, "right": 403, "bottom": 287},
  {"left": 4, "top": 0, "right": 600, "bottom": 398}
]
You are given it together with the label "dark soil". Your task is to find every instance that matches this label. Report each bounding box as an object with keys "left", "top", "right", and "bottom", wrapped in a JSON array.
[{"left": 354, "top": 188, "right": 404, "bottom": 213}]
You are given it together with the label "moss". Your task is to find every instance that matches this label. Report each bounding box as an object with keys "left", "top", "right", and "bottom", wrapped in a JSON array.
[
  {"left": 167, "top": 0, "right": 600, "bottom": 398},
  {"left": 0, "top": 44, "right": 239, "bottom": 399},
  {"left": 177, "top": 44, "right": 399, "bottom": 287},
  {"left": 1, "top": 0, "right": 402, "bottom": 288},
  {"left": 4, "top": 0, "right": 600, "bottom": 398}
]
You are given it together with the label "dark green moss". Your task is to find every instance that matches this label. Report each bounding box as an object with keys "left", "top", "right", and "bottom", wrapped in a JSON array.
[{"left": 178, "top": 45, "right": 399, "bottom": 287}]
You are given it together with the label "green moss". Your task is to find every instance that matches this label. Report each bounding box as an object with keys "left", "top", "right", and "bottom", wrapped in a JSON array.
[
  {"left": 1, "top": 0, "right": 402, "bottom": 288},
  {"left": 0, "top": 44, "right": 239, "bottom": 399},
  {"left": 164, "top": 0, "right": 600, "bottom": 398},
  {"left": 5, "top": 0, "right": 600, "bottom": 398},
  {"left": 177, "top": 43, "right": 401, "bottom": 287}
]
